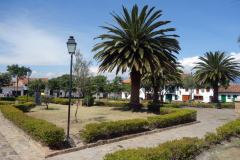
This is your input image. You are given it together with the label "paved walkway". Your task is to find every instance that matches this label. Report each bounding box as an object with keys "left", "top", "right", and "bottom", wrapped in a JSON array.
[
  {"left": 0, "top": 107, "right": 239, "bottom": 160},
  {"left": 0, "top": 112, "right": 45, "bottom": 160}
]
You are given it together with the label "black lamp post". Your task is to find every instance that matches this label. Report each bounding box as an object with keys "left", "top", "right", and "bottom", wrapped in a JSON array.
[
  {"left": 162, "top": 73, "right": 166, "bottom": 107},
  {"left": 66, "top": 36, "right": 77, "bottom": 140},
  {"left": 27, "top": 70, "right": 32, "bottom": 102}
]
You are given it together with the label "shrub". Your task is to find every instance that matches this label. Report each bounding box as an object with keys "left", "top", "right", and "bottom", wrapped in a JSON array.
[
  {"left": 80, "top": 119, "right": 149, "bottom": 143},
  {"left": 147, "top": 107, "right": 197, "bottom": 128},
  {"left": 52, "top": 98, "right": 75, "bottom": 105},
  {"left": 13, "top": 103, "right": 36, "bottom": 112},
  {"left": 103, "top": 118, "right": 240, "bottom": 160},
  {"left": 16, "top": 96, "right": 34, "bottom": 102},
  {"left": 83, "top": 97, "right": 95, "bottom": 106},
  {"left": 104, "top": 137, "right": 205, "bottom": 160},
  {"left": 79, "top": 107, "right": 197, "bottom": 143},
  {"left": 0, "top": 105, "right": 65, "bottom": 147},
  {"left": 94, "top": 101, "right": 129, "bottom": 107},
  {"left": 39, "top": 95, "right": 54, "bottom": 109},
  {"left": 0, "top": 101, "right": 15, "bottom": 105},
  {"left": 0, "top": 97, "right": 16, "bottom": 101},
  {"left": 147, "top": 104, "right": 161, "bottom": 111}
]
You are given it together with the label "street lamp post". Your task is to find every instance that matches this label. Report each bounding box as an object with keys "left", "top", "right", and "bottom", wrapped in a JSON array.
[
  {"left": 66, "top": 36, "right": 77, "bottom": 140},
  {"left": 27, "top": 70, "right": 32, "bottom": 102}
]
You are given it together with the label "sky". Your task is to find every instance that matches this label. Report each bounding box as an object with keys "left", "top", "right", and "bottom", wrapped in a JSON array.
[{"left": 0, "top": 0, "right": 239, "bottom": 81}]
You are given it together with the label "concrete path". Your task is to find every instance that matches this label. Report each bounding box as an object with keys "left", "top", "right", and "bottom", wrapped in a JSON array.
[
  {"left": 0, "top": 112, "right": 45, "bottom": 160},
  {"left": 0, "top": 107, "right": 239, "bottom": 160},
  {"left": 49, "top": 107, "right": 239, "bottom": 160}
]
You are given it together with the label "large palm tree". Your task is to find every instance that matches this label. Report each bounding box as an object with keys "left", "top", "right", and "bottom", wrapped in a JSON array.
[
  {"left": 92, "top": 5, "right": 180, "bottom": 109},
  {"left": 193, "top": 51, "right": 240, "bottom": 103}
]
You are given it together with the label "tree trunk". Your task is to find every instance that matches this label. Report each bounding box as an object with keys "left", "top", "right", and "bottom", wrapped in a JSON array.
[
  {"left": 213, "top": 83, "right": 219, "bottom": 103},
  {"left": 153, "top": 85, "right": 159, "bottom": 104},
  {"left": 16, "top": 76, "right": 18, "bottom": 96},
  {"left": 129, "top": 67, "right": 141, "bottom": 110}
]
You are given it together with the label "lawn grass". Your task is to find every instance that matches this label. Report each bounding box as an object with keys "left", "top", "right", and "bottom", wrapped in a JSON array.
[{"left": 26, "top": 103, "right": 158, "bottom": 135}]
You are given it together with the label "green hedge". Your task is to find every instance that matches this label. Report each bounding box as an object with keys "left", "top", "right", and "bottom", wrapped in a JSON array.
[
  {"left": 13, "top": 103, "right": 36, "bottom": 112},
  {"left": 104, "top": 118, "right": 240, "bottom": 159},
  {"left": 80, "top": 107, "right": 196, "bottom": 143},
  {"left": 0, "top": 105, "right": 65, "bottom": 147},
  {"left": 83, "top": 97, "right": 95, "bottom": 106},
  {"left": 16, "top": 96, "right": 34, "bottom": 102},
  {"left": 95, "top": 101, "right": 129, "bottom": 107},
  {"left": 162, "top": 102, "right": 235, "bottom": 108},
  {"left": 53, "top": 98, "right": 75, "bottom": 105},
  {"left": 0, "top": 97, "right": 16, "bottom": 101},
  {"left": 107, "top": 97, "right": 130, "bottom": 101},
  {"left": 147, "top": 107, "right": 197, "bottom": 128},
  {"left": 79, "top": 119, "right": 149, "bottom": 143},
  {"left": 0, "top": 101, "right": 15, "bottom": 105}
]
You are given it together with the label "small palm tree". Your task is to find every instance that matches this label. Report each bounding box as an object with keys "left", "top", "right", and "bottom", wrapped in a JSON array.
[
  {"left": 193, "top": 51, "right": 240, "bottom": 103},
  {"left": 92, "top": 5, "right": 180, "bottom": 109}
]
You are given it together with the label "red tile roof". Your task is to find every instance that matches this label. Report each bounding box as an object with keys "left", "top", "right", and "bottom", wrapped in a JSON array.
[
  {"left": 219, "top": 84, "right": 240, "bottom": 93},
  {"left": 122, "top": 78, "right": 131, "bottom": 84},
  {"left": 3, "top": 81, "right": 23, "bottom": 88},
  {"left": 19, "top": 78, "right": 48, "bottom": 84},
  {"left": 182, "top": 73, "right": 190, "bottom": 79}
]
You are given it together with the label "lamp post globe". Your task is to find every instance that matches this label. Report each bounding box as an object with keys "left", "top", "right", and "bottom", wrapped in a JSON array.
[{"left": 66, "top": 36, "right": 77, "bottom": 140}]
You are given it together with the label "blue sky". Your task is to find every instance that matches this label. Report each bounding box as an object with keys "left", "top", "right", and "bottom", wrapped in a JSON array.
[{"left": 0, "top": 0, "right": 239, "bottom": 81}]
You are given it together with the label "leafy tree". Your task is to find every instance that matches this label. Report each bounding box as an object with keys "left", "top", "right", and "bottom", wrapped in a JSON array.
[
  {"left": 93, "top": 75, "right": 107, "bottom": 100},
  {"left": 193, "top": 51, "right": 240, "bottom": 103},
  {"left": 183, "top": 75, "right": 204, "bottom": 101},
  {"left": 111, "top": 76, "right": 124, "bottom": 101},
  {"left": 0, "top": 72, "right": 12, "bottom": 88},
  {"left": 123, "top": 82, "right": 131, "bottom": 101},
  {"left": 140, "top": 80, "right": 152, "bottom": 100},
  {"left": 57, "top": 74, "right": 76, "bottom": 97},
  {"left": 7, "top": 64, "right": 31, "bottom": 96},
  {"left": 72, "top": 49, "right": 92, "bottom": 122},
  {"left": 82, "top": 76, "right": 95, "bottom": 106},
  {"left": 39, "top": 95, "right": 54, "bottom": 110},
  {"left": 29, "top": 78, "right": 46, "bottom": 92},
  {"left": 47, "top": 78, "right": 61, "bottom": 97},
  {"left": 92, "top": 5, "right": 180, "bottom": 109}
]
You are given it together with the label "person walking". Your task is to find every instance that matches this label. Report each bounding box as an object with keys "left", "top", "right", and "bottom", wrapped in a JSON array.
[{"left": 7, "top": 92, "right": 9, "bottom": 98}]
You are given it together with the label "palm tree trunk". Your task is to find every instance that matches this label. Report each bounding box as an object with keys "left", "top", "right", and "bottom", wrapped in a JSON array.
[
  {"left": 153, "top": 85, "right": 159, "bottom": 104},
  {"left": 213, "top": 83, "right": 219, "bottom": 103},
  {"left": 129, "top": 67, "right": 141, "bottom": 110}
]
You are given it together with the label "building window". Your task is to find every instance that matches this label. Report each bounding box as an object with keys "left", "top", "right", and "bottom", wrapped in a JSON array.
[
  {"left": 185, "top": 88, "right": 188, "bottom": 92},
  {"left": 25, "top": 84, "right": 27, "bottom": 86},
  {"left": 228, "top": 95, "right": 231, "bottom": 99},
  {"left": 196, "top": 89, "right": 199, "bottom": 94},
  {"left": 175, "top": 95, "right": 178, "bottom": 100},
  {"left": 206, "top": 88, "right": 210, "bottom": 92},
  {"left": 0, "top": 89, "right": 2, "bottom": 93}
]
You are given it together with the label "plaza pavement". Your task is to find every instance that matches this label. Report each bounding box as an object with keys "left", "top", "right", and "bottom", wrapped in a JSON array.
[{"left": 0, "top": 107, "right": 238, "bottom": 160}]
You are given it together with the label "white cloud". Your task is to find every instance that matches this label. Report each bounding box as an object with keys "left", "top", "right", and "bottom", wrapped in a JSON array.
[
  {"left": 0, "top": 20, "right": 69, "bottom": 65},
  {"left": 90, "top": 66, "right": 130, "bottom": 81},
  {"left": 30, "top": 71, "right": 67, "bottom": 79},
  {"left": 178, "top": 56, "right": 201, "bottom": 74},
  {"left": 230, "top": 52, "right": 240, "bottom": 61}
]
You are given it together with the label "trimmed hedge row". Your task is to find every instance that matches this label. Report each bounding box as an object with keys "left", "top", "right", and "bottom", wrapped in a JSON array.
[
  {"left": 79, "top": 119, "right": 149, "bottom": 143},
  {"left": 79, "top": 107, "right": 196, "bottom": 143},
  {"left": 13, "top": 102, "right": 36, "bottom": 112},
  {"left": 107, "top": 97, "right": 130, "bottom": 101},
  {"left": 0, "top": 101, "right": 15, "bottom": 105},
  {"left": 95, "top": 101, "right": 129, "bottom": 107},
  {"left": 53, "top": 98, "right": 75, "bottom": 105},
  {"left": 16, "top": 96, "right": 34, "bottom": 102},
  {"left": 0, "top": 105, "right": 65, "bottom": 147},
  {"left": 0, "top": 97, "right": 16, "bottom": 101},
  {"left": 104, "top": 119, "right": 240, "bottom": 159},
  {"left": 147, "top": 102, "right": 235, "bottom": 111}
]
